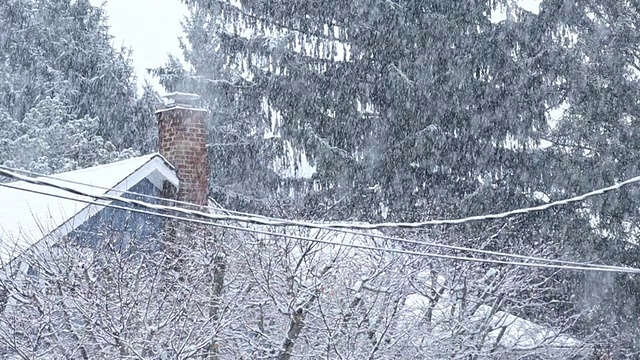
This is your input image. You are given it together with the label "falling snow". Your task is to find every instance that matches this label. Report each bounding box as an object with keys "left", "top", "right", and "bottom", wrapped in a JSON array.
[{"left": 0, "top": 0, "right": 639, "bottom": 358}]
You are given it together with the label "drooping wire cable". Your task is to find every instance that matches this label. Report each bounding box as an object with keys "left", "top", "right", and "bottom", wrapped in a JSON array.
[
  {"left": 3, "top": 165, "right": 638, "bottom": 230},
  {"left": 0, "top": 182, "right": 638, "bottom": 274},
  {"left": 0, "top": 164, "right": 216, "bottom": 212},
  {"left": 0, "top": 167, "right": 598, "bottom": 268},
  {"left": 0, "top": 165, "right": 637, "bottom": 271}
]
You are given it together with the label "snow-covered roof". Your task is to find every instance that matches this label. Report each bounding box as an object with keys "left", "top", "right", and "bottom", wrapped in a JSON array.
[
  {"left": 401, "top": 272, "right": 588, "bottom": 357},
  {"left": 0, "top": 153, "right": 178, "bottom": 265},
  {"left": 404, "top": 293, "right": 581, "bottom": 350}
]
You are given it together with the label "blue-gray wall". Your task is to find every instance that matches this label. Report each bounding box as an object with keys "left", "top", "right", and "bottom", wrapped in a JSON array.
[{"left": 67, "top": 178, "right": 168, "bottom": 253}]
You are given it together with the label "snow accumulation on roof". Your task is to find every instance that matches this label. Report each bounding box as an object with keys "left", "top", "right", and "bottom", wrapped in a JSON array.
[
  {"left": 403, "top": 286, "right": 584, "bottom": 355},
  {"left": 0, "top": 153, "right": 176, "bottom": 265}
]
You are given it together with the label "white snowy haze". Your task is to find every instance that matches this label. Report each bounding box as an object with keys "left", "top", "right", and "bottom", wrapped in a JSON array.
[
  {"left": 3, "top": 0, "right": 640, "bottom": 358},
  {"left": 89, "top": 0, "right": 188, "bottom": 94}
]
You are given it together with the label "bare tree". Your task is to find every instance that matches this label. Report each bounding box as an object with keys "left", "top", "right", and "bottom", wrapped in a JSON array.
[{"left": 0, "top": 213, "right": 591, "bottom": 359}]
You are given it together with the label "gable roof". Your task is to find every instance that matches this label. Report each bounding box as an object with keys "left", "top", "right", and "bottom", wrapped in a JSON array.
[{"left": 0, "top": 153, "right": 178, "bottom": 265}]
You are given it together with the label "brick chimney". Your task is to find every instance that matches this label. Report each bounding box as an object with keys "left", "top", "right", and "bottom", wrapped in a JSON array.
[{"left": 155, "top": 92, "right": 209, "bottom": 207}]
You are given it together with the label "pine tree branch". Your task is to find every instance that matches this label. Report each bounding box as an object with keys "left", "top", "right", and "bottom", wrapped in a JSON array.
[{"left": 214, "top": 0, "right": 346, "bottom": 44}]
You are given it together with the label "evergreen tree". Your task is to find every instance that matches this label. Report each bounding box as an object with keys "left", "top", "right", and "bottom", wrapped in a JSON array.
[
  {"left": 171, "top": 0, "right": 640, "bottom": 356},
  {"left": 173, "top": 0, "right": 560, "bottom": 221},
  {"left": 531, "top": 2, "right": 640, "bottom": 356},
  {"left": 0, "top": 0, "right": 155, "bottom": 169},
  {"left": 0, "top": 96, "right": 133, "bottom": 174}
]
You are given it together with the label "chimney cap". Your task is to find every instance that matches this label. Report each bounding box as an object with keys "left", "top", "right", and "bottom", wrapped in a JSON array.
[
  {"left": 156, "top": 92, "right": 208, "bottom": 114},
  {"left": 163, "top": 92, "right": 200, "bottom": 107}
]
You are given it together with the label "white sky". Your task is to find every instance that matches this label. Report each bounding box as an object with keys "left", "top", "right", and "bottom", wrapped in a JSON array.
[{"left": 90, "top": 0, "right": 188, "bottom": 95}]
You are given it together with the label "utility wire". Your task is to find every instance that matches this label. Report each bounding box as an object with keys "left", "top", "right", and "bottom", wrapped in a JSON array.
[
  {"left": 0, "top": 165, "right": 637, "bottom": 270},
  {"left": 0, "top": 165, "right": 269, "bottom": 221},
  {"left": 3, "top": 165, "right": 638, "bottom": 230},
  {"left": 0, "top": 165, "right": 218, "bottom": 213},
  {"left": 0, "top": 182, "right": 639, "bottom": 274}
]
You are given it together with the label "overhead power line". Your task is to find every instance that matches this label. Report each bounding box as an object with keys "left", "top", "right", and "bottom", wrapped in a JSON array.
[
  {"left": 0, "top": 165, "right": 218, "bottom": 213},
  {"left": 2, "top": 165, "right": 639, "bottom": 230},
  {"left": 0, "top": 167, "right": 607, "bottom": 269},
  {"left": 0, "top": 182, "right": 639, "bottom": 274},
  {"left": 1, "top": 165, "right": 639, "bottom": 271}
]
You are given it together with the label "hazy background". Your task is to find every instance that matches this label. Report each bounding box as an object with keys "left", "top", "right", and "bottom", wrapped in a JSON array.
[{"left": 89, "top": 0, "right": 188, "bottom": 95}]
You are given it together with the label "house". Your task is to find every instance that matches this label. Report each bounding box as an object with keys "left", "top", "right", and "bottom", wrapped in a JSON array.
[
  {"left": 0, "top": 154, "right": 175, "bottom": 263},
  {"left": 0, "top": 92, "right": 209, "bottom": 269}
]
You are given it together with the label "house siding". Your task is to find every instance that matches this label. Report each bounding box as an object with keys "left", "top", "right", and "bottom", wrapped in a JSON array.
[{"left": 66, "top": 178, "right": 166, "bottom": 252}]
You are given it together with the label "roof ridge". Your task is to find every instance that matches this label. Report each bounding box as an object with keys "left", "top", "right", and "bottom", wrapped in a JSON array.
[{"left": 1, "top": 153, "right": 173, "bottom": 186}]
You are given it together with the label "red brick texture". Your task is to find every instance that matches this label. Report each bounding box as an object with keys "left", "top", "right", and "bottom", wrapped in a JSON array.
[{"left": 156, "top": 108, "right": 209, "bottom": 207}]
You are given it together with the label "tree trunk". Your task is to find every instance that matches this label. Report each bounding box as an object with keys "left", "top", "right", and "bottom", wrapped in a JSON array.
[
  {"left": 278, "top": 308, "right": 305, "bottom": 360},
  {"left": 208, "top": 253, "right": 226, "bottom": 359}
]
